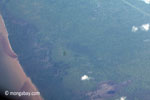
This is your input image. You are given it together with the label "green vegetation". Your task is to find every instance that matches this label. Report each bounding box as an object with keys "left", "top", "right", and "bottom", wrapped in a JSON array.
[{"left": 1, "top": 0, "right": 150, "bottom": 100}]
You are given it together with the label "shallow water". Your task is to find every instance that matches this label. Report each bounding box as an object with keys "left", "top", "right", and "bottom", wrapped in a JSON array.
[{"left": 1, "top": 0, "right": 150, "bottom": 100}]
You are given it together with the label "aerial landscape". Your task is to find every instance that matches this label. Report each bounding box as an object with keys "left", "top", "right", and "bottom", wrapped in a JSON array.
[{"left": 1, "top": 0, "right": 150, "bottom": 100}]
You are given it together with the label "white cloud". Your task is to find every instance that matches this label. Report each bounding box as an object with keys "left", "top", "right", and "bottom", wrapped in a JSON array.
[
  {"left": 131, "top": 23, "right": 150, "bottom": 32},
  {"left": 116, "top": 96, "right": 127, "bottom": 100},
  {"left": 120, "top": 96, "right": 126, "bottom": 100},
  {"left": 140, "top": 23, "right": 150, "bottom": 31},
  {"left": 141, "top": 0, "right": 150, "bottom": 4},
  {"left": 132, "top": 26, "right": 138, "bottom": 32},
  {"left": 81, "top": 75, "right": 90, "bottom": 81}
]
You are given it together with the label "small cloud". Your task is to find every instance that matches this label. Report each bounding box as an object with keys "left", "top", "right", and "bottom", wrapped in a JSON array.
[
  {"left": 120, "top": 96, "right": 126, "bottom": 100},
  {"left": 140, "top": 23, "right": 150, "bottom": 31},
  {"left": 141, "top": 0, "right": 150, "bottom": 4},
  {"left": 131, "top": 23, "right": 150, "bottom": 32},
  {"left": 81, "top": 75, "right": 90, "bottom": 81},
  {"left": 116, "top": 96, "right": 127, "bottom": 100},
  {"left": 132, "top": 26, "right": 138, "bottom": 32}
]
